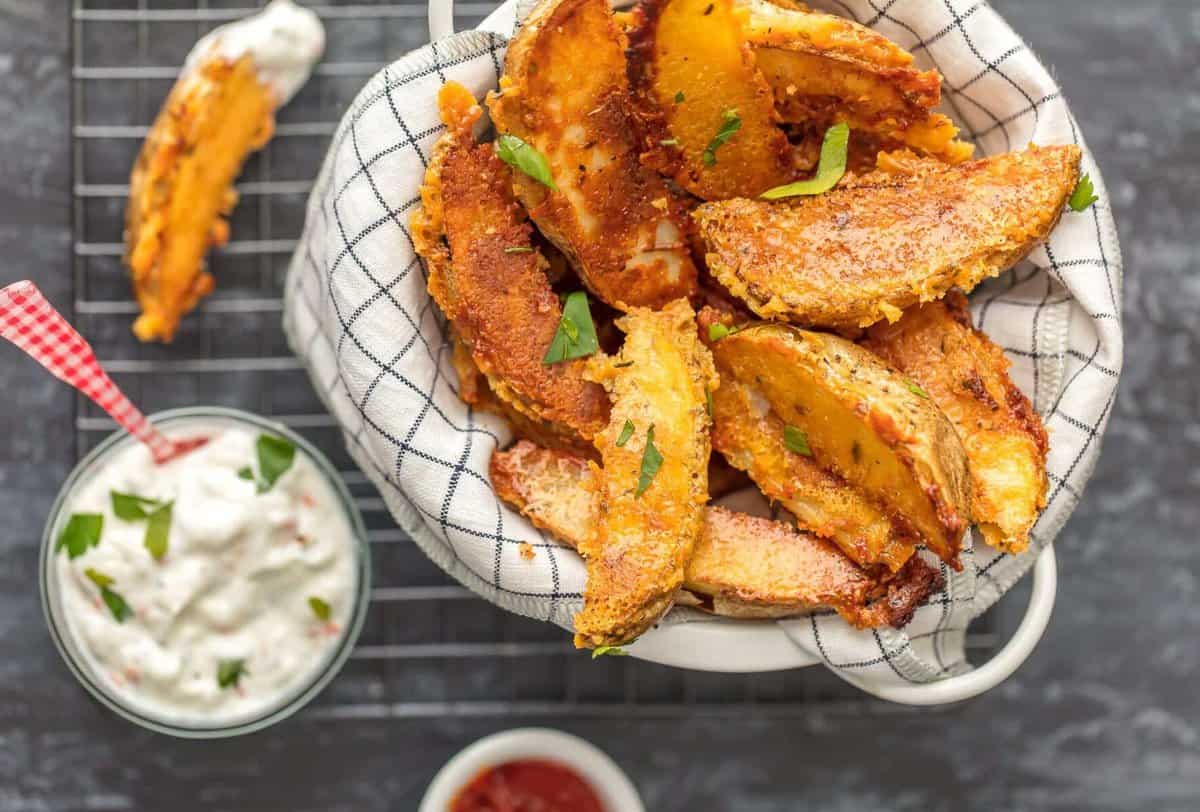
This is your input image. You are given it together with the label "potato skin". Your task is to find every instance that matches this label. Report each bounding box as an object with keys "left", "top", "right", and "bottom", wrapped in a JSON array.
[
  {"left": 694, "top": 144, "right": 1082, "bottom": 329},
  {"left": 711, "top": 322, "right": 971, "bottom": 568},
  {"left": 861, "top": 291, "right": 1049, "bottom": 553}
]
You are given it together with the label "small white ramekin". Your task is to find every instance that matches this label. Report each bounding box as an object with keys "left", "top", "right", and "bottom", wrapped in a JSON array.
[{"left": 419, "top": 728, "right": 645, "bottom": 811}]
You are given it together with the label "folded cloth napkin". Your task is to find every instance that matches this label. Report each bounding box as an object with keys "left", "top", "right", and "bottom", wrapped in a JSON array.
[{"left": 283, "top": 0, "right": 1123, "bottom": 696}]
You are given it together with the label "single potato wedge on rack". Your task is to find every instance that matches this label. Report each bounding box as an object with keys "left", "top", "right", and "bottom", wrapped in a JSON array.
[
  {"left": 490, "top": 441, "right": 943, "bottom": 629},
  {"left": 626, "top": 0, "right": 794, "bottom": 199},
  {"left": 709, "top": 366, "right": 918, "bottom": 572},
  {"left": 486, "top": 0, "right": 698, "bottom": 310},
  {"left": 710, "top": 322, "right": 971, "bottom": 568},
  {"left": 735, "top": 0, "right": 973, "bottom": 164},
  {"left": 573, "top": 300, "right": 717, "bottom": 649},
  {"left": 411, "top": 82, "right": 609, "bottom": 442},
  {"left": 694, "top": 144, "right": 1082, "bottom": 330},
  {"left": 861, "top": 292, "right": 1049, "bottom": 554},
  {"left": 124, "top": 1, "right": 323, "bottom": 342}
]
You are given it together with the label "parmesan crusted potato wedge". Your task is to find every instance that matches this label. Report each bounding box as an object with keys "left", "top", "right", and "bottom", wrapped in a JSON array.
[
  {"left": 627, "top": 0, "right": 794, "bottom": 199},
  {"left": 735, "top": 0, "right": 973, "bottom": 164},
  {"left": 711, "top": 322, "right": 971, "bottom": 568},
  {"left": 861, "top": 292, "right": 1049, "bottom": 554},
  {"left": 486, "top": 0, "right": 698, "bottom": 310},
  {"left": 694, "top": 144, "right": 1082, "bottom": 329},
  {"left": 411, "top": 83, "right": 609, "bottom": 442},
  {"left": 573, "top": 300, "right": 717, "bottom": 648},
  {"left": 490, "top": 441, "right": 943, "bottom": 628}
]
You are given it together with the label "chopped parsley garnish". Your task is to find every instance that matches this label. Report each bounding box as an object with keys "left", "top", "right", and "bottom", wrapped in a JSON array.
[
  {"left": 592, "top": 645, "right": 628, "bottom": 658},
  {"left": 217, "top": 659, "right": 248, "bottom": 690},
  {"left": 503, "top": 246, "right": 534, "bottom": 254},
  {"left": 85, "top": 568, "right": 132, "bottom": 623},
  {"left": 256, "top": 434, "right": 296, "bottom": 492},
  {"left": 702, "top": 108, "right": 742, "bottom": 167},
  {"left": 783, "top": 425, "right": 812, "bottom": 456},
  {"left": 660, "top": 138, "right": 680, "bottom": 147},
  {"left": 308, "top": 596, "right": 332, "bottom": 622},
  {"left": 705, "top": 388, "right": 714, "bottom": 417},
  {"left": 1068, "top": 173, "right": 1098, "bottom": 212},
  {"left": 707, "top": 322, "right": 741, "bottom": 342},
  {"left": 616, "top": 419, "right": 636, "bottom": 448},
  {"left": 143, "top": 502, "right": 173, "bottom": 560},
  {"left": 906, "top": 380, "right": 931, "bottom": 399},
  {"left": 674, "top": 91, "right": 685, "bottom": 104},
  {"left": 542, "top": 291, "right": 599, "bottom": 364},
  {"left": 495, "top": 134, "right": 558, "bottom": 191},
  {"left": 636, "top": 425, "right": 664, "bottom": 497},
  {"left": 760, "top": 122, "right": 850, "bottom": 200},
  {"left": 237, "top": 466, "right": 255, "bottom": 481},
  {"left": 110, "top": 491, "right": 163, "bottom": 520},
  {"left": 56, "top": 513, "right": 103, "bottom": 559}
]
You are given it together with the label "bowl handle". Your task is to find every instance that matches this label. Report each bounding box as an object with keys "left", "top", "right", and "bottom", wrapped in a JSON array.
[
  {"left": 430, "top": 0, "right": 456, "bottom": 40},
  {"left": 424, "top": 0, "right": 1059, "bottom": 705},
  {"left": 852, "top": 544, "right": 1057, "bottom": 705}
]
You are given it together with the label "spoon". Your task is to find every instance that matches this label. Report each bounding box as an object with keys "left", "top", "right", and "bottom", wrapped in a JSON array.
[{"left": 0, "top": 280, "right": 207, "bottom": 464}]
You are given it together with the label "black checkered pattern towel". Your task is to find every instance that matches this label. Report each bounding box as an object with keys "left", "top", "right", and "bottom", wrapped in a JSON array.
[{"left": 283, "top": 0, "right": 1123, "bottom": 695}]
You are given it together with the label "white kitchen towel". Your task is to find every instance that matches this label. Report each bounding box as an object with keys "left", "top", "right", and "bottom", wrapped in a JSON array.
[{"left": 283, "top": 0, "right": 1123, "bottom": 695}]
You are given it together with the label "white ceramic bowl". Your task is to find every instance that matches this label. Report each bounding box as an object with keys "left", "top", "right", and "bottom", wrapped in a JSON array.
[{"left": 419, "top": 728, "right": 645, "bottom": 811}]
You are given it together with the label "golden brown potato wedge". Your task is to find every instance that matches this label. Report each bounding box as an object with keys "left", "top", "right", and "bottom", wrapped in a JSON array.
[
  {"left": 710, "top": 322, "right": 971, "bottom": 568},
  {"left": 861, "top": 292, "right": 1049, "bottom": 554},
  {"left": 694, "top": 144, "right": 1082, "bottom": 330},
  {"left": 489, "top": 441, "right": 943, "bottom": 628},
  {"left": 411, "top": 83, "right": 609, "bottom": 441},
  {"left": 627, "top": 0, "right": 794, "bottom": 199},
  {"left": 125, "top": 55, "right": 275, "bottom": 342},
  {"left": 735, "top": 0, "right": 973, "bottom": 164},
  {"left": 572, "top": 300, "right": 717, "bottom": 648},
  {"left": 709, "top": 361, "right": 918, "bottom": 571},
  {"left": 486, "top": 0, "right": 698, "bottom": 310}
]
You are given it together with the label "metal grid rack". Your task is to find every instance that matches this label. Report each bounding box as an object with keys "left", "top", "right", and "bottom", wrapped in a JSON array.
[{"left": 70, "top": 0, "right": 995, "bottom": 719}]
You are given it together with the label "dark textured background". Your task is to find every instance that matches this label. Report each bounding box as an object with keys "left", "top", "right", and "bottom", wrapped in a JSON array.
[{"left": 0, "top": 1, "right": 1196, "bottom": 809}]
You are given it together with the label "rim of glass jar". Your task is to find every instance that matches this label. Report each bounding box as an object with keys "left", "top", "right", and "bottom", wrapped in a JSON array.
[{"left": 39, "top": 406, "right": 372, "bottom": 739}]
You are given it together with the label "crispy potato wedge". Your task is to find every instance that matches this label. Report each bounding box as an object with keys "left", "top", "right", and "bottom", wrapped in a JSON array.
[
  {"left": 735, "top": 0, "right": 973, "bottom": 164},
  {"left": 695, "top": 144, "right": 1082, "bottom": 329},
  {"left": 486, "top": 0, "right": 698, "bottom": 310},
  {"left": 862, "top": 292, "right": 1049, "bottom": 553},
  {"left": 573, "top": 300, "right": 717, "bottom": 648},
  {"left": 627, "top": 0, "right": 794, "bottom": 199},
  {"left": 490, "top": 441, "right": 943, "bottom": 628},
  {"left": 711, "top": 322, "right": 971, "bottom": 568},
  {"left": 125, "top": 55, "right": 275, "bottom": 342},
  {"left": 709, "top": 361, "right": 917, "bottom": 571},
  {"left": 411, "top": 83, "right": 609, "bottom": 441}
]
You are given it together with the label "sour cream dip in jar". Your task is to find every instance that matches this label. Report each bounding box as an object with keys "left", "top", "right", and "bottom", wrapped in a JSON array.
[{"left": 40, "top": 407, "right": 370, "bottom": 738}]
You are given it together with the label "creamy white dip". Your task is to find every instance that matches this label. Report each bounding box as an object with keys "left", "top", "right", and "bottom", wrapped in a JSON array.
[
  {"left": 186, "top": 0, "right": 326, "bottom": 105},
  {"left": 52, "top": 422, "right": 358, "bottom": 726}
]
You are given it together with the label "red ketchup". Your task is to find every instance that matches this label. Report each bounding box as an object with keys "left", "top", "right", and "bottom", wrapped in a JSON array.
[{"left": 449, "top": 759, "right": 605, "bottom": 812}]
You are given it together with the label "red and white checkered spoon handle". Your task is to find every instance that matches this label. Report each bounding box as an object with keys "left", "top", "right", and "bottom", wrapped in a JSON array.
[{"left": 0, "top": 280, "right": 203, "bottom": 464}]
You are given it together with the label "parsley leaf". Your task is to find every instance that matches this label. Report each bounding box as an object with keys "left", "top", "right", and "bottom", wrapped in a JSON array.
[
  {"left": 237, "top": 466, "right": 255, "bottom": 481},
  {"left": 308, "top": 596, "right": 332, "bottom": 622},
  {"left": 1068, "top": 173, "right": 1098, "bottom": 212},
  {"left": 708, "top": 322, "right": 742, "bottom": 342},
  {"left": 906, "top": 380, "right": 930, "bottom": 400},
  {"left": 636, "top": 425, "right": 663, "bottom": 497},
  {"left": 702, "top": 108, "right": 742, "bottom": 167},
  {"left": 255, "top": 434, "right": 296, "bottom": 492},
  {"left": 110, "top": 491, "right": 162, "bottom": 520},
  {"left": 705, "top": 388, "right": 714, "bottom": 417},
  {"left": 56, "top": 513, "right": 103, "bottom": 559},
  {"left": 616, "top": 419, "right": 636, "bottom": 448},
  {"left": 760, "top": 122, "right": 850, "bottom": 200},
  {"left": 592, "top": 645, "right": 628, "bottom": 658},
  {"left": 143, "top": 501, "right": 173, "bottom": 560},
  {"left": 495, "top": 134, "right": 558, "bottom": 191},
  {"left": 86, "top": 569, "right": 132, "bottom": 623},
  {"left": 217, "top": 659, "right": 248, "bottom": 690},
  {"left": 542, "top": 291, "right": 599, "bottom": 365},
  {"left": 674, "top": 91, "right": 685, "bottom": 104},
  {"left": 783, "top": 425, "right": 812, "bottom": 456}
]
